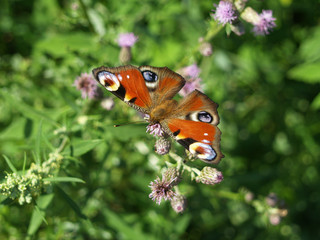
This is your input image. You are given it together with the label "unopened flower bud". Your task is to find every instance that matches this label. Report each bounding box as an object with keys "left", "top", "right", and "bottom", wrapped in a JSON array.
[
  {"left": 241, "top": 7, "right": 260, "bottom": 25},
  {"left": 196, "top": 167, "right": 223, "bottom": 185},
  {"left": 234, "top": 0, "right": 248, "bottom": 11},
  {"left": 155, "top": 137, "right": 171, "bottom": 155},
  {"left": 199, "top": 41, "right": 213, "bottom": 56},
  {"left": 171, "top": 194, "right": 187, "bottom": 213}
]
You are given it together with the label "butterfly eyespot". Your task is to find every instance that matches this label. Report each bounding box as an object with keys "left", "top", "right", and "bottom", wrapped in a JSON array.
[
  {"left": 142, "top": 71, "right": 158, "bottom": 82},
  {"left": 197, "top": 111, "right": 213, "bottom": 123},
  {"left": 97, "top": 71, "right": 120, "bottom": 91}
]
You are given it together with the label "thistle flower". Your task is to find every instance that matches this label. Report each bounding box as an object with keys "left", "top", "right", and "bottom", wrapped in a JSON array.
[
  {"left": 171, "top": 194, "right": 187, "bottom": 213},
  {"left": 196, "top": 166, "right": 223, "bottom": 185},
  {"left": 155, "top": 137, "right": 171, "bottom": 155},
  {"left": 212, "top": 1, "right": 238, "bottom": 26},
  {"left": 146, "top": 123, "right": 164, "bottom": 137},
  {"left": 178, "top": 64, "right": 203, "bottom": 97},
  {"left": 149, "top": 168, "right": 179, "bottom": 205},
  {"left": 117, "top": 33, "right": 138, "bottom": 63},
  {"left": 117, "top": 32, "right": 138, "bottom": 47},
  {"left": 252, "top": 10, "right": 276, "bottom": 36},
  {"left": 180, "top": 64, "right": 201, "bottom": 78},
  {"left": 74, "top": 73, "right": 102, "bottom": 99}
]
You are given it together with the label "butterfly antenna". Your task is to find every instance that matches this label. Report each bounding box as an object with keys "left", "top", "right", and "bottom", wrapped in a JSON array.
[{"left": 114, "top": 120, "right": 146, "bottom": 127}]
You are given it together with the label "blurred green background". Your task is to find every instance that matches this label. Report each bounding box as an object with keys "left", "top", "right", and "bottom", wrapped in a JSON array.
[{"left": 1, "top": 0, "right": 320, "bottom": 239}]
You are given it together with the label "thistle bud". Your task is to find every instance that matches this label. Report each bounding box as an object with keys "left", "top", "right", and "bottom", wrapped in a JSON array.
[
  {"left": 240, "top": 7, "right": 260, "bottom": 25},
  {"left": 196, "top": 167, "right": 223, "bottom": 185},
  {"left": 171, "top": 194, "right": 187, "bottom": 213},
  {"left": 155, "top": 137, "right": 171, "bottom": 155}
]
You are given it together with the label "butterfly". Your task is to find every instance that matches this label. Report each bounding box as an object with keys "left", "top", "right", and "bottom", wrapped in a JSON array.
[{"left": 92, "top": 65, "right": 223, "bottom": 164}]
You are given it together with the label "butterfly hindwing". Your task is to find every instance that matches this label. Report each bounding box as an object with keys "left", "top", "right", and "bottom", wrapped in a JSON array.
[{"left": 163, "top": 90, "right": 223, "bottom": 164}]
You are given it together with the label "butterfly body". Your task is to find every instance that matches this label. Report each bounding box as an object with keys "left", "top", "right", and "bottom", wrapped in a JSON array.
[{"left": 92, "top": 65, "right": 223, "bottom": 164}]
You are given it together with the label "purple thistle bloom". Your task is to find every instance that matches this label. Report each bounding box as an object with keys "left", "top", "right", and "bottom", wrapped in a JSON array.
[
  {"left": 74, "top": 73, "right": 102, "bottom": 99},
  {"left": 180, "top": 64, "right": 201, "bottom": 78},
  {"left": 146, "top": 123, "right": 164, "bottom": 137},
  {"left": 179, "top": 77, "right": 202, "bottom": 97},
  {"left": 117, "top": 32, "right": 138, "bottom": 47},
  {"left": 178, "top": 64, "right": 203, "bottom": 97},
  {"left": 212, "top": 1, "right": 238, "bottom": 26},
  {"left": 149, "top": 168, "right": 179, "bottom": 205},
  {"left": 252, "top": 10, "right": 276, "bottom": 36}
]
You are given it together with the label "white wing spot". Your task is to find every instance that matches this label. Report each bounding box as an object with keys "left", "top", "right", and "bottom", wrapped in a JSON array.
[
  {"left": 204, "top": 133, "right": 208, "bottom": 136},
  {"left": 118, "top": 74, "right": 123, "bottom": 81},
  {"left": 127, "top": 75, "right": 130, "bottom": 79}
]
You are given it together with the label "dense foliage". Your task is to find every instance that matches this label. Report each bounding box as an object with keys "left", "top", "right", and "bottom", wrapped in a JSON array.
[{"left": 1, "top": 0, "right": 320, "bottom": 239}]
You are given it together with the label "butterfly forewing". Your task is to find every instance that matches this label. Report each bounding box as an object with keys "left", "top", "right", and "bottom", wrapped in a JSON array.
[{"left": 92, "top": 65, "right": 152, "bottom": 112}]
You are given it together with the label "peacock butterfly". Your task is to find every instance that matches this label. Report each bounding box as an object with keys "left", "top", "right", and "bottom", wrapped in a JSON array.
[{"left": 92, "top": 65, "right": 223, "bottom": 164}]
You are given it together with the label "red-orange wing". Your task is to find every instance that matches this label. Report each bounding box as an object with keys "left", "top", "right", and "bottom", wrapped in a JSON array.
[
  {"left": 163, "top": 90, "right": 223, "bottom": 164},
  {"left": 167, "top": 119, "right": 223, "bottom": 164},
  {"left": 92, "top": 65, "right": 152, "bottom": 112}
]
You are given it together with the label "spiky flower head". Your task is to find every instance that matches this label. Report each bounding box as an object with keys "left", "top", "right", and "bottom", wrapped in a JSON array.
[
  {"left": 155, "top": 137, "right": 171, "bottom": 155},
  {"left": 252, "top": 10, "right": 276, "bottom": 36},
  {"left": 196, "top": 167, "right": 223, "bottom": 185},
  {"left": 178, "top": 64, "right": 203, "bottom": 97},
  {"left": 146, "top": 123, "right": 164, "bottom": 137},
  {"left": 117, "top": 32, "right": 138, "bottom": 47},
  {"left": 212, "top": 1, "right": 238, "bottom": 26},
  {"left": 149, "top": 168, "right": 179, "bottom": 205},
  {"left": 171, "top": 194, "right": 187, "bottom": 213},
  {"left": 74, "top": 73, "right": 102, "bottom": 99}
]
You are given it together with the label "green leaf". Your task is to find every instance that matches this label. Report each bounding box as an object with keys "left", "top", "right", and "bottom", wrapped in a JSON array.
[
  {"left": 311, "top": 93, "right": 320, "bottom": 110},
  {"left": 27, "top": 193, "right": 54, "bottom": 236},
  {"left": 33, "top": 32, "right": 98, "bottom": 57},
  {"left": 35, "top": 120, "right": 43, "bottom": 165},
  {"left": 2, "top": 91, "right": 58, "bottom": 127},
  {"left": 2, "top": 155, "right": 17, "bottom": 173},
  {"left": 87, "top": 9, "right": 106, "bottom": 36},
  {"left": 62, "top": 139, "right": 103, "bottom": 157},
  {"left": 102, "top": 209, "right": 155, "bottom": 240},
  {"left": 107, "top": 124, "right": 147, "bottom": 141},
  {"left": 288, "top": 62, "right": 320, "bottom": 83},
  {"left": 1, "top": 197, "right": 15, "bottom": 205},
  {"left": 43, "top": 177, "right": 85, "bottom": 183},
  {"left": 23, "top": 152, "right": 27, "bottom": 174},
  {"left": 56, "top": 186, "right": 87, "bottom": 219}
]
